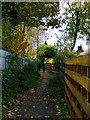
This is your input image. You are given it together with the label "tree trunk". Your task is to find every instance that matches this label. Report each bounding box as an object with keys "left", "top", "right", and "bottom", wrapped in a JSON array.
[
  {"left": 71, "top": 30, "right": 77, "bottom": 51},
  {"left": 71, "top": 10, "right": 80, "bottom": 51},
  {"left": 22, "top": 25, "right": 25, "bottom": 35}
]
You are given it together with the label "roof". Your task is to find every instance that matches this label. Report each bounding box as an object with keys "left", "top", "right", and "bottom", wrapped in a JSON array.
[{"left": 78, "top": 49, "right": 89, "bottom": 56}]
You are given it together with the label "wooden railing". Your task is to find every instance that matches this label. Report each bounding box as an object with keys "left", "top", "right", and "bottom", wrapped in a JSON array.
[
  {"left": 46, "top": 63, "right": 56, "bottom": 75},
  {"left": 64, "top": 55, "right": 90, "bottom": 119},
  {"left": 46, "top": 55, "right": 90, "bottom": 119}
]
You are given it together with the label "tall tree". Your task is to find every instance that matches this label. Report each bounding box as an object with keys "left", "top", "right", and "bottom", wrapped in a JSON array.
[
  {"left": 61, "top": 1, "right": 90, "bottom": 51},
  {"left": 2, "top": 2, "right": 60, "bottom": 28},
  {"left": 45, "top": 41, "right": 47, "bottom": 45},
  {"left": 2, "top": 2, "right": 60, "bottom": 57}
]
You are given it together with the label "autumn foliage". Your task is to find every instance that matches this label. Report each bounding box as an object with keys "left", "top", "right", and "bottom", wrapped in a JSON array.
[{"left": 11, "top": 24, "right": 28, "bottom": 57}]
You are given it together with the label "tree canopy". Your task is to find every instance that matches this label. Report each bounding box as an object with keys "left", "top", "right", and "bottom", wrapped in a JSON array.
[
  {"left": 2, "top": 1, "right": 89, "bottom": 55},
  {"left": 38, "top": 44, "right": 57, "bottom": 63},
  {"left": 2, "top": 2, "right": 60, "bottom": 57},
  {"left": 61, "top": 1, "right": 90, "bottom": 51},
  {"left": 2, "top": 2, "right": 60, "bottom": 28}
]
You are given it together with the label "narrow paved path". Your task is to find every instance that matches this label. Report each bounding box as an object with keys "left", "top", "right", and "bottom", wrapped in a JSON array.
[{"left": 6, "top": 71, "right": 59, "bottom": 119}]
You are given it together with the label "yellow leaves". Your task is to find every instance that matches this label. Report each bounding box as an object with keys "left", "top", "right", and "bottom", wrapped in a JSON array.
[
  {"left": 30, "top": 90, "right": 35, "bottom": 94},
  {"left": 29, "top": 37, "right": 34, "bottom": 42},
  {"left": 9, "top": 103, "right": 12, "bottom": 107},
  {"left": 30, "top": 116, "right": 33, "bottom": 118},
  {"left": 56, "top": 113, "right": 59, "bottom": 116},
  {"left": 56, "top": 105, "right": 59, "bottom": 109},
  {"left": 8, "top": 10, "right": 10, "bottom": 12},
  {"left": 26, "top": 45, "right": 36, "bottom": 59},
  {"left": 15, "top": 24, "right": 22, "bottom": 31},
  {"left": 10, "top": 24, "right": 29, "bottom": 57},
  {"left": 28, "top": 40, "right": 31, "bottom": 43},
  {"left": 8, "top": 112, "right": 12, "bottom": 117},
  {"left": 3, "top": 23, "right": 37, "bottom": 57},
  {"left": 27, "top": 45, "right": 32, "bottom": 50}
]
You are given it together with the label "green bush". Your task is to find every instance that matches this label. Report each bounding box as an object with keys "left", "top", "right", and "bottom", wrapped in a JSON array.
[
  {"left": 58, "top": 98, "right": 71, "bottom": 119},
  {"left": 19, "top": 61, "right": 38, "bottom": 90},
  {"left": 50, "top": 75, "right": 64, "bottom": 98},
  {"left": 50, "top": 51, "right": 76, "bottom": 98},
  {"left": 49, "top": 50, "right": 74, "bottom": 118},
  {"left": 2, "top": 55, "right": 39, "bottom": 107}
]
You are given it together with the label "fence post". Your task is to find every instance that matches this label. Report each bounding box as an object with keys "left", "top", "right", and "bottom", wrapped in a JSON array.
[
  {"left": 5, "top": 51, "right": 6, "bottom": 69},
  {"left": 87, "top": 54, "right": 90, "bottom": 103},
  {"left": 87, "top": 54, "right": 90, "bottom": 118}
]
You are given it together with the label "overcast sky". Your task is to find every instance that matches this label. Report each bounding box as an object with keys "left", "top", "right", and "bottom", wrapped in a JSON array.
[
  {"left": 45, "top": 28, "right": 88, "bottom": 51},
  {"left": 43, "top": 1, "right": 88, "bottom": 51}
]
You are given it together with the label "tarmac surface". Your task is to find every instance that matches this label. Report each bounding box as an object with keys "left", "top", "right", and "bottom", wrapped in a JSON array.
[{"left": 5, "top": 71, "right": 59, "bottom": 120}]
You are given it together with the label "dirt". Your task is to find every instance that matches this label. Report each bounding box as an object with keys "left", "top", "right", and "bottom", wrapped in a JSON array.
[{"left": 4, "top": 71, "right": 60, "bottom": 120}]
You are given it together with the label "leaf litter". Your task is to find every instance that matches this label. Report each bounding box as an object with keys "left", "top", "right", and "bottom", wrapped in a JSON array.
[{"left": 3, "top": 71, "right": 60, "bottom": 119}]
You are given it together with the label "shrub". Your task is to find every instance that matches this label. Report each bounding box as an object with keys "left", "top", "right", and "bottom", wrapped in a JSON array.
[
  {"left": 2, "top": 55, "right": 39, "bottom": 107},
  {"left": 50, "top": 50, "right": 76, "bottom": 98},
  {"left": 50, "top": 75, "right": 64, "bottom": 98}
]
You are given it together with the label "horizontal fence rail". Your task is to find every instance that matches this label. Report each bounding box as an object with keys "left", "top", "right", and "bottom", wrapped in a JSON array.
[
  {"left": 64, "top": 55, "right": 90, "bottom": 119},
  {"left": 46, "top": 55, "right": 90, "bottom": 119},
  {"left": 46, "top": 62, "right": 57, "bottom": 75}
]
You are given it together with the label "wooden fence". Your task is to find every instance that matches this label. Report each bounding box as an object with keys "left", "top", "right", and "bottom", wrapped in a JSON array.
[
  {"left": 46, "top": 62, "right": 56, "bottom": 75},
  {"left": 63, "top": 55, "right": 90, "bottom": 119},
  {"left": 47, "top": 55, "right": 90, "bottom": 119}
]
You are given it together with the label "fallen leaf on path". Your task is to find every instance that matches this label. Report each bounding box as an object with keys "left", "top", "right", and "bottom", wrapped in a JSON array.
[
  {"left": 31, "top": 91, "right": 35, "bottom": 94},
  {"left": 8, "top": 113, "right": 12, "bottom": 116},
  {"left": 30, "top": 116, "right": 33, "bottom": 118},
  {"left": 9, "top": 103, "right": 12, "bottom": 107},
  {"left": 44, "top": 116, "right": 50, "bottom": 118},
  {"left": 48, "top": 111, "right": 53, "bottom": 114},
  {"left": 56, "top": 105, "right": 59, "bottom": 109},
  {"left": 56, "top": 113, "right": 59, "bottom": 116}
]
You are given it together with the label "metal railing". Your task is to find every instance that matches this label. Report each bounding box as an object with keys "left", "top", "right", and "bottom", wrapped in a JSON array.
[{"left": 0, "top": 49, "right": 32, "bottom": 70}]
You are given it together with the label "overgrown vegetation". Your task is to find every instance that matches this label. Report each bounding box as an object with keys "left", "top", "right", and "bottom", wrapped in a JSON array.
[
  {"left": 50, "top": 75, "right": 64, "bottom": 98},
  {"left": 54, "top": 51, "right": 76, "bottom": 71},
  {"left": 49, "top": 74, "right": 71, "bottom": 119},
  {"left": 57, "top": 98, "right": 71, "bottom": 119},
  {"left": 49, "top": 50, "right": 76, "bottom": 118},
  {"left": 2, "top": 54, "right": 39, "bottom": 114},
  {"left": 38, "top": 43, "right": 57, "bottom": 63},
  {"left": 2, "top": 2, "right": 60, "bottom": 58}
]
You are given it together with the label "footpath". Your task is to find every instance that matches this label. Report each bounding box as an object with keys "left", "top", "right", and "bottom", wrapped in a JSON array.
[{"left": 4, "top": 71, "right": 59, "bottom": 119}]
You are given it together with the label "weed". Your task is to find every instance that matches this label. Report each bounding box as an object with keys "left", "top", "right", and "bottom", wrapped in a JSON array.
[{"left": 2, "top": 55, "right": 39, "bottom": 115}]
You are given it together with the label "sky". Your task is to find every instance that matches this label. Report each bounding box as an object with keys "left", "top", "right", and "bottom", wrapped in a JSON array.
[
  {"left": 42, "top": 1, "right": 88, "bottom": 51},
  {"left": 45, "top": 28, "right": 88, "bottom": 51}
]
